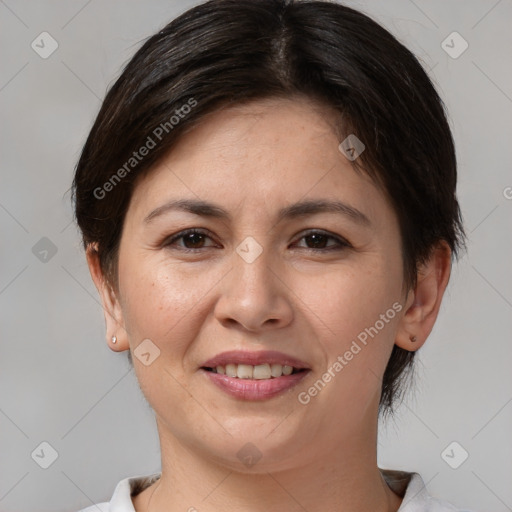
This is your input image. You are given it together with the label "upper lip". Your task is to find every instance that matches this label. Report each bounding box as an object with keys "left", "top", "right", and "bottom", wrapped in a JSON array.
[{"left": 201, "top": 350, "right": 310, "bottom": 369}]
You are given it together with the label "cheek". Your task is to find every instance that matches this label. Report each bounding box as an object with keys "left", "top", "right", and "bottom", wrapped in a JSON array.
[
  {"left": 294, "top": 257, "right": 403, "bottom": 389},
  {"left": 119, "top": 254, "right": 221, "bottom": 349},
  {"left": 295, "top": 274, "right": 402, "bottom": 419},
  {"left": 299, "top": 261, "right": 401, "bottom": 337},
  {"left": 118, "top": 256, "right": 216, "bottom": 406}
]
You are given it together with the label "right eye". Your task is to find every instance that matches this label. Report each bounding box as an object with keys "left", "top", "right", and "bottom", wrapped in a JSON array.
[{"left": 163, "top": 229, "right": 219, "bottom": 252}]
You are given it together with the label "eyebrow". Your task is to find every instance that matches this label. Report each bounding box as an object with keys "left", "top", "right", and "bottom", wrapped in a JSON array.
[{"left": 143, "top": 198, "right": 371, "bottom": 226}]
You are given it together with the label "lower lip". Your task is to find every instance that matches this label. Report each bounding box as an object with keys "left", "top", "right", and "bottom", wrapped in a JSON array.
[{"left": 201, "top": 369, "right": 310, "bottom": 400}]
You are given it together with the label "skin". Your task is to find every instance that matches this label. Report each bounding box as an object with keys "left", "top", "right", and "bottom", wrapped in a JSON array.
[{"left": 87, "top": 97, "right": 452, "bottom": 512}]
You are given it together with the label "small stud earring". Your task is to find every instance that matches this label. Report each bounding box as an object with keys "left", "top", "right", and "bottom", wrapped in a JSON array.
[
  {"left": 111, "top": 335, "right": 117, "bottom": 344},
  {"left": 410, "top": 335, "right": 417, "bottom": 342}
]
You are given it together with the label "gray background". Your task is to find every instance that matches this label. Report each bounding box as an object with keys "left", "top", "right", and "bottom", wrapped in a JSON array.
[{"left": 1, "top": 1, "right": 511, "bottom": 511}]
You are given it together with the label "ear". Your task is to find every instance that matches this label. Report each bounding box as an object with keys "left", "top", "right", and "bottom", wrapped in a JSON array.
[
  {"left": 85, "top": 244, "right": 129, "bottom": 352},
  {"left": 395, "top": 241, "right": 452, "bottom": 352}
]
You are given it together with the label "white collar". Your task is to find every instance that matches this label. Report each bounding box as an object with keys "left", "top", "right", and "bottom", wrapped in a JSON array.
[{"left": 85, "top": 469, "right": 467, "bottom": 511}]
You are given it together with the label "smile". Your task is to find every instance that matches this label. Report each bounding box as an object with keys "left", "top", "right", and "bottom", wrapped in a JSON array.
[
  {"left": 200, "top": 366, "right": 310, "bottom": 400},
  {"left": 203, "top": 363, "right": 304, "bottom": 379}
]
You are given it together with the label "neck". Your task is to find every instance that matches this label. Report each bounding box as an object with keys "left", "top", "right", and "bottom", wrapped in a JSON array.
[{"left": 132, "top": 415, "right": 403, "bottom": 512}]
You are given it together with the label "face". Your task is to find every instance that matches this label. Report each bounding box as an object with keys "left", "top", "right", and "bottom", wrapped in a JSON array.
[{"left": 112, "top": 97, "right": 409, "bottom": 471}]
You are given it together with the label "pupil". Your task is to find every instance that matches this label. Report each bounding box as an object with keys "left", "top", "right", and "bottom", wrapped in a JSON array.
[
  {"left": 308, "top": 234, "right": 326, "bottom": 248},
  {"left": 185, "top": 233, "right": 204, "bottom": 248}
]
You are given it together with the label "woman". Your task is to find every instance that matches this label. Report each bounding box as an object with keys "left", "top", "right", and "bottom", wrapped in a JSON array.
[{"left": 73, "top": 0, "right": 472, "bottom": 510}]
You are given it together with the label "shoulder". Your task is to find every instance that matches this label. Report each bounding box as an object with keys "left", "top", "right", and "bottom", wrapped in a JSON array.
[
  {"left": 74, "top": 472, "right": 162, "bottom": 512},
  {"left": 381, "top": 469, "right": 477, "bottom": 512},
  {"left": 423, "top": 495, "right": 475, "bottom": 512},
  {"left": 76, "top": 504, "right": 109, "bottom": 512}
]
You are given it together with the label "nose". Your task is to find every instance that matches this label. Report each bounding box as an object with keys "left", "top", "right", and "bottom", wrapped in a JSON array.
[{"left": 214, "top": 244, "right": 294, "bottom": 333}]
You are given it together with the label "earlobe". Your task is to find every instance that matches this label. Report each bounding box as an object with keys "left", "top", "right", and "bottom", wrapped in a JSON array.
[
  {"left": 85, "top": 244, "right": 129, "bottom": 352},
  {"left": 395, "top": 241, "right": 452, "bottom": 352}
]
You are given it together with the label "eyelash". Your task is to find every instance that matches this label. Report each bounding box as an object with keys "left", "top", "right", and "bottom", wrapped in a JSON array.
[{"left": 163, "top": 228, "right": 351, "bottom": 253}]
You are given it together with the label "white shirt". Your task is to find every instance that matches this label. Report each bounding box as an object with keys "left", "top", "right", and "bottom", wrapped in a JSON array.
[{"left": 77, "top": 469, "right": 475, "bottom": 511}]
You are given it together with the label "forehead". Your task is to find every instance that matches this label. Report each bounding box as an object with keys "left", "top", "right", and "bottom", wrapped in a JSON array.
[
  {"left": 163, "top": 98, "right": 335, "bottom": 172},
  {"left": 126, "top": 97, "right": 386, "bottom": 225}
]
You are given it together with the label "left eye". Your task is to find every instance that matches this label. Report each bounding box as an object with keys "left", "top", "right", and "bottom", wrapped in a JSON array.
[
  {"left": 293, "top": 230, "right": 350, "bottom": 251},
  {"left": 163, "top": 229, "right": 350, "bottom": 252}
]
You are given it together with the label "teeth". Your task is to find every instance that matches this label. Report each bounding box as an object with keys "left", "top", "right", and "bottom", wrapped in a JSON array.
[
  {"left": 270, "top": 363, "right": 282, "bottom": 377},
  {"left": 282, "top": 365, "right": 293, "bottom": 375},
  {"left": 225, "top": 364, "right": 237, "bottom": 378},
  {"left": 253, "top": 363, "right": 271, "bottom": 380},
  {"left": 237, "top": 364, "right": 253, "bottom": 379},
  {"left": 209, "top": 363, "right": 301, "bottom": 379}
]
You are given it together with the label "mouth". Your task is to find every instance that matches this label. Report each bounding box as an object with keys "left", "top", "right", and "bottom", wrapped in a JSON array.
[
  {"left": 201, "top": 349, "right": 310, "bottom": 372},
  {"left": 201, "top": 363, "right": 306, "bottom": 379},
  {"left": 199, "top": 350, "right": 311, "bottom": 400}
]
